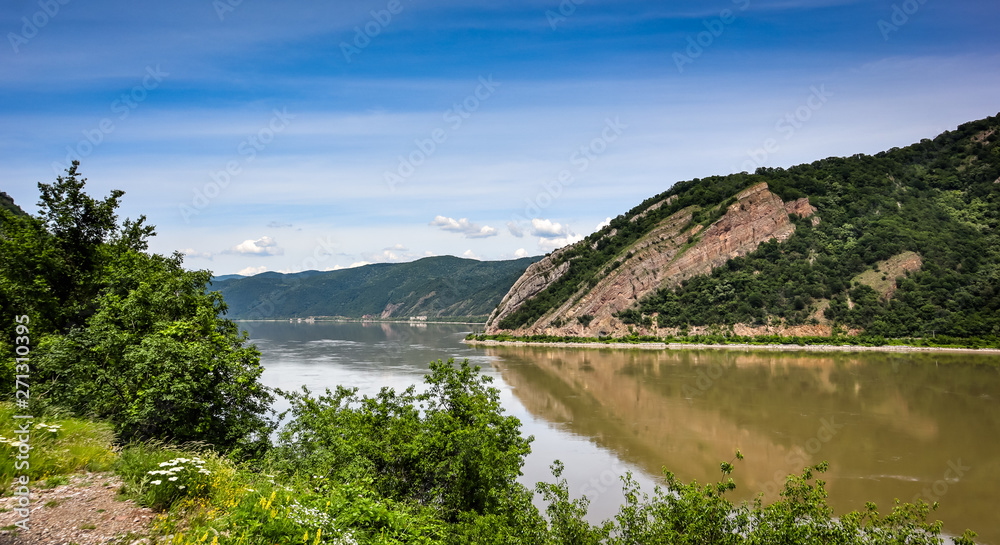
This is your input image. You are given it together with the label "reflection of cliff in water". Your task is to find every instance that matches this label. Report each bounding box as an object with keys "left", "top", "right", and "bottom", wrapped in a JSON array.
[{"left": 487, "top": 346, "right": 1000, "bottom": 537}]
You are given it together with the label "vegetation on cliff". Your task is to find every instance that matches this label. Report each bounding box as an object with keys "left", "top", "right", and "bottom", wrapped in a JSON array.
[{"left": 496, "top": 115, "right": 1000, "bottom": 340}]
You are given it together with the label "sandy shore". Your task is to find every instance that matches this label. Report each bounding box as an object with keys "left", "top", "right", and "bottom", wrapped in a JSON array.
[{"left": 464, "top": 339, "right": 1000, "bottom": 355}]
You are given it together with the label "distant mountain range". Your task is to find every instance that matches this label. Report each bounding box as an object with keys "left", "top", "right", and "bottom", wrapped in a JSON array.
[{"left": 211, "top": 255, "right": 542, "bottom": 320}]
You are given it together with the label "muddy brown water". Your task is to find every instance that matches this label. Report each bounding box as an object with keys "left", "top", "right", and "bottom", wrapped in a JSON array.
[{"left": 246, "top": 321, "right": 1000, "bottom": 543}]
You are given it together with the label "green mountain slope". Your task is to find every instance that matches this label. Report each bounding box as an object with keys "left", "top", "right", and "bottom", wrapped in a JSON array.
[
  {"left": 0, "top": 192, "right": 27, "bottom": 217},
  {"left": 213, "top": 255, "right": 541, "bottom": 319},
  {"left": 489, "top": 114, "right": 1000, "bottom": 339}
]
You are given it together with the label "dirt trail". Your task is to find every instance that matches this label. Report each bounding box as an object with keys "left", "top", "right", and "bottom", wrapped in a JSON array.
[{"left": 0, "top": 473, "right": 153, "bottom": 544}]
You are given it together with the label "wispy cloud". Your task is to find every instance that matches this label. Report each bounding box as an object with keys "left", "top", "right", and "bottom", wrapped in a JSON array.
[
  {"left": 237, "top": 265, "right": 268, "bottom": 276},
  {"left": 430, "top": 215, "right": 498, "bottom": 238},
  {"left": 179, "top": 248, "right": 213, "bottom": 260}
]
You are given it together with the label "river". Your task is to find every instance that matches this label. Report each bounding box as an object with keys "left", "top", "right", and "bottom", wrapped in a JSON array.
[{"left": 246, "top": 320, "right": 1000, "bottom": 543}]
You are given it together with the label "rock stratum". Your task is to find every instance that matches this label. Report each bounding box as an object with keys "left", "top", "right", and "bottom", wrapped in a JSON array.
[{"left": 487, "top": 182, "right": 816, "bottom": 336}]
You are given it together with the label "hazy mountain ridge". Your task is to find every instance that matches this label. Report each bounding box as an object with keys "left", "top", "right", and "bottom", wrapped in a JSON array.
[
  {"left": 487, "top": 114, "right": 1000, "bottom": 339},
  {"left": 213, "top": 255, "right": 541, "bottom": 320}
]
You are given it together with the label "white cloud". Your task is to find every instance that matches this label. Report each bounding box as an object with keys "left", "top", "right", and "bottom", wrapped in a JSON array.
[
  {"left": 538, "top": 233, "right": 584, "bottom": 251},
  {"left": 462, "top": 249, "right": 481, "bottom": 260},
  {"left": 514, "top": 248, "right": 529, "bottom": 258},
  {"left": 230, "top": 236, "right": 283, "bottom": 256},
  {"left": 385, "top": 243, "right": 408, "bottom": 251},
  {"left": 529, "top": 218, "right": 583, "bottom": 251},
  {"left": 595, "top": 217, "right": 612, "bottom": 231},
  {"left": 237, "top": 265, "right": 268, "bottom": 276},
  {"left": 179, "top": 248, "right": 212, "bottom": 259},
  {"left": 530, "top": 218, "right": 571, "bottom": 238},
  {"left": 507, "top": 221, "right": 525, "bottom": 237},
  {"left": 331, "top": 261, "right": 372, "bottom": 270},
  {"left": 430, "top": 215, "right": 498, "bottom": 238}
]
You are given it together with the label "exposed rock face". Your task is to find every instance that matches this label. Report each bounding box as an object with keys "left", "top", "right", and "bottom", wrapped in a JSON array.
[
  {"left": 785, "top": 197, "right": 816, "bottom": 218},
  {"left": 380, "top": 302, "right": 404, "bottom": 319},
  {"left": 487, "top": 182, "right": 816, "bottom": 336},
  {"left": 485, "top": 246, "right": 572, "bottom": 328}
]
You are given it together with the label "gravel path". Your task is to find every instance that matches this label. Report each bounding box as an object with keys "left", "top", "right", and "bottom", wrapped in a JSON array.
[{"left": 0, "top": 473, "right": 153, "bottom": 545}]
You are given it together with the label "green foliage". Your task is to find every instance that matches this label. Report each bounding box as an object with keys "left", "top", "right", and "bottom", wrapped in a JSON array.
[
  {"left": 0, "top": 162, "right": 155, "bottom": 336},
  {"left": 36, "top": 249, "right": 275, "bottom": 456},
  {"left": 0, "top": 191, "right": 26, "bottom": 217},
  {"left": 271, "top": 358, "right": 533, "bottom": 519},
  {"left": 1, "top": 163, "right": 274, "bottom": 457},
  {"left": 214, "top": 255, "right": 540, "bottom": 319}
]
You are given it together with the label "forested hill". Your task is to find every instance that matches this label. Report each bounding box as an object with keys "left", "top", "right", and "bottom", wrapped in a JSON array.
[
  {"left": 487, "top": 113, "right": 1000, "bottom": 340},
  {"left": 0, "top": 192, "right": 26, "bottom": 217},
  {"left": 213, "top": 255, "right": 541, "bottom": 320}
]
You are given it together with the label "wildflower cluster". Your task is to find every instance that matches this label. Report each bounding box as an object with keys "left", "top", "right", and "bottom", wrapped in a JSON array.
[
  {"left": 143, "top": 456, "right": 212, "bottom": 509},
  {"left": 286, "top": 499, "right": 335, "bottom": 530}
]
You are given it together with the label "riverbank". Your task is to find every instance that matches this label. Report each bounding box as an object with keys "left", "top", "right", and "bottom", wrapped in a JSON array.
[
  {"left": 464, "top": 338, "right": 1000, "bottom": 355},
  {"left": 236, "top": 317, "right": 488, "bottom": 325}
]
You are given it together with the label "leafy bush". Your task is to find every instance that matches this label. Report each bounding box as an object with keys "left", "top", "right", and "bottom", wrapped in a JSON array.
[{"left": 271, "top": 358, "right": 532, "bottom": 519}]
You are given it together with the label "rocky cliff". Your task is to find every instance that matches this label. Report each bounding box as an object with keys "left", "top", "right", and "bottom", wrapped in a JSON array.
[{"left": 486, "top": 182, "right": 816, "bottom": 336}]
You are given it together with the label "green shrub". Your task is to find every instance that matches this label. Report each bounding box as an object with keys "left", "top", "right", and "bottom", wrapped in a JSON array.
[{"left": 271, "top": 358, "right": 532, "bottom": 519}]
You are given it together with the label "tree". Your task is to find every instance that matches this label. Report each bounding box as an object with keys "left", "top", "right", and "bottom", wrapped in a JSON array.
[
  {"left": 3, "top": 163, "right": 273, "bottom": 457},
  {"left": 38, "top": 250, "right": 275, "bottom": 456}
]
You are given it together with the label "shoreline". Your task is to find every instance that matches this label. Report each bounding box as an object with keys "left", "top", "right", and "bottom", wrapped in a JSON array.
[
  {"left": 464, "top": 339, "right": 1000, "bottom": 355},
  {"left": 235, "top": 318, "right": 487, "bottom": 325}
]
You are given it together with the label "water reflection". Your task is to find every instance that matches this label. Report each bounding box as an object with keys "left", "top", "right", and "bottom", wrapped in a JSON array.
[
  {"left": 486, "top": 346, "right": 1000, "bottom": 543},
  {"left": 245, "top": 321, "right": 999, "bottom": 543}
]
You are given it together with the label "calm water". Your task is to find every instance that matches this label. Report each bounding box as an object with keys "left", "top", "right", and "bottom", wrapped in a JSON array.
[{"left": 246, "top": 321, "right": 1000, "bottom": 543}]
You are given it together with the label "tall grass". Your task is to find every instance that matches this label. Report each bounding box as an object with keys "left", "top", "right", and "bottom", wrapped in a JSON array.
[{"left": 0, "top": 402, "right": 115, "bottom": 490}]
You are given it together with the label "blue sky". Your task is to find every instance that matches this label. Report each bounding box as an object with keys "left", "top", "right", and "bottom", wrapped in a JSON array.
[{"left": 2, "top": 0, "right": 998, "bottom": 276}]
